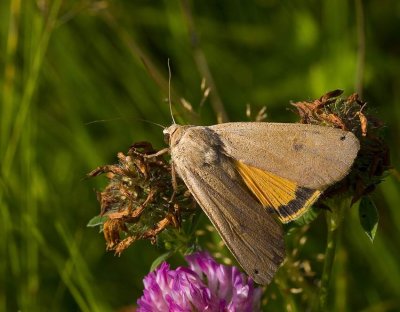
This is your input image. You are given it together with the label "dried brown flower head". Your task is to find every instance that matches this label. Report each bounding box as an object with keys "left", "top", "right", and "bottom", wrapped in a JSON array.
[
  {"left": 292, "top": 90, "right": 390, "bottom": 204},
  {"left": 88, "top": 142, "right": 196, "bottom": 254}
]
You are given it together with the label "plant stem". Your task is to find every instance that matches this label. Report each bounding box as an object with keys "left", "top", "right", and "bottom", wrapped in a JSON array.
[
  {"left": 355, "top": 0, "right": 365, "bottom": 97},
  {"left": 317, "top": 198, "right": 348, "bottom": 311},
  {"left": 318, "top": 213, "right": 340, "bottom": 310},
  {"left": 275, "top": 274, "right": 298, "bottom": 312},
  {"left": 180, "top": 0, "right": 229, "bottom": 123}
]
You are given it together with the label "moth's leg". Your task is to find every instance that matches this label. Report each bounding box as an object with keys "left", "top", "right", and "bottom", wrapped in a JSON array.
[
  {"left": 142, "top": 148, "right": 170, "bottom": 158},
  {"left": 144, "top": 147, "right": 179, "bottom": 226},
  {"left": 143, "top": 146, "right": 177, "bottom": 208},
  {"left": 167, "top": 163, "right": 180, "bottom": 227},
  {"left": 170, "top": 163, "right": 178, "bottom": 201},
  {"left": 86, "top": 164, "right": 123, "bottom": 178}
]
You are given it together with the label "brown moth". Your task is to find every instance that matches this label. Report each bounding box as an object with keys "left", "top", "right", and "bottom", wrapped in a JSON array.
[{"left": 163, "top": 122, "right": 360, "bottom": 285}]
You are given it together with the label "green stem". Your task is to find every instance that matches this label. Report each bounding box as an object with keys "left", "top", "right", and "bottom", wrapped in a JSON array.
[
  {"left": 274, "top": 273, "right": 299, "bottom": 312},
  {"left": 318, "top": 213, "right": 340, "bottom": 310},
  {"left": 354, "top": 0, "right": 365, "bottom": 97},
  {"left": 317, "top": 197, "right": 349, "bottom": 311},
  {"left": 180, "top": 0, "right": 229, "bottom": 123}
]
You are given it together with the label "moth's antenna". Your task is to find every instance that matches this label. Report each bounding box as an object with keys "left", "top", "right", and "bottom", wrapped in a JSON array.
[
  {"left": 84, "top": 117, "right": 165, "bottom": 129},
  {"left": 167, "top": 58, "right": 176, "bottom": 124},
  {"left": 137, "top": 118, "right": 166, "bottom": 129},
  {"left": 84, "top": 117, "right": 124, "bottom": 125}
]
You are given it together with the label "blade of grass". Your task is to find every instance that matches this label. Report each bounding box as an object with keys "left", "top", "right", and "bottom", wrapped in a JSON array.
[
  {"left": 180, "top": 0, "right": 229, "bottom": 123},
  {"left": 2, "top": 0, "right": 61, "bottom": 178}
]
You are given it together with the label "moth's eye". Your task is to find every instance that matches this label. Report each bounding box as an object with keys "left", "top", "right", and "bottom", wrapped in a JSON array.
[{"left": 163, "top": 131, "right": 170, "bottom": 144}]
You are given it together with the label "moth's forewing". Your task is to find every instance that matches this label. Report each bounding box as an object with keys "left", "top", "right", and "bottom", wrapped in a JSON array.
[
  {"left": 211, "top": 122, "right": 360, "bottom": 190},
  {"left": 169, "top": 125, "right": 285, "bottom": 285},
  {"left": 167, "top": 122, "right": 360, "bottom": 284}
]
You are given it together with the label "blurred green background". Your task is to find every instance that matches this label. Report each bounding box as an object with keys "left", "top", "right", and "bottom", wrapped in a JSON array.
[{"left": 1, "top": 0, "right": 399, "bottom": 311}]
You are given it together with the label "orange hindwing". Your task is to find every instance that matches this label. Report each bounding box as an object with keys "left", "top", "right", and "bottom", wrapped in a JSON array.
[{"left": 235, "top": 160, "right": 321, "bottom": 223}]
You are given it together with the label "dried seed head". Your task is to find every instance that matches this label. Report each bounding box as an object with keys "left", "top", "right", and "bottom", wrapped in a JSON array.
[
  {"left": 292, "top": 90, "right": 390, "bottom": 203},
  {"left": 88, "top": 141, "right": 196, "bottom": 254}
]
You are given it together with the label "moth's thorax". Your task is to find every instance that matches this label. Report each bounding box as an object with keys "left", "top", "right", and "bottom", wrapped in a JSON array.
[{"left": 167, "top": 125, "right": 228, "bottom": 166}]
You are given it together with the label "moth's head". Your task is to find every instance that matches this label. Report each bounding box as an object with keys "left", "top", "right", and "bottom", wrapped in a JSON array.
[
  {"left": 163, "top": 124, "right": 177, "bottom": 144},
  {"left": 163, "top": 124, "right": 191, "bottom": 146}
]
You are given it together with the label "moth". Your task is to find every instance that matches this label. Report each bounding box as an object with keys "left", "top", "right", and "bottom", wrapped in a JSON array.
[{"left": 162, "top": 122, "right": 360, "bottom": 285}]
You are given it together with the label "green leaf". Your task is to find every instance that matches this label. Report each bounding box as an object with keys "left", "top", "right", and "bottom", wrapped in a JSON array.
[
  {"left": 284, "top": 205, "right": 321, "bottom": 234},
  {"left": 294, "top": 205, "right": 321, "bottom": 226},
  {"left": 150, "top": 252, "right": 172, "bottom": 272},
  {"left": 87, "top": 215, "right": 108, "bottom": 227},
  {"left": 359, "top": 196, "right": 379, "bottom": 242}
]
